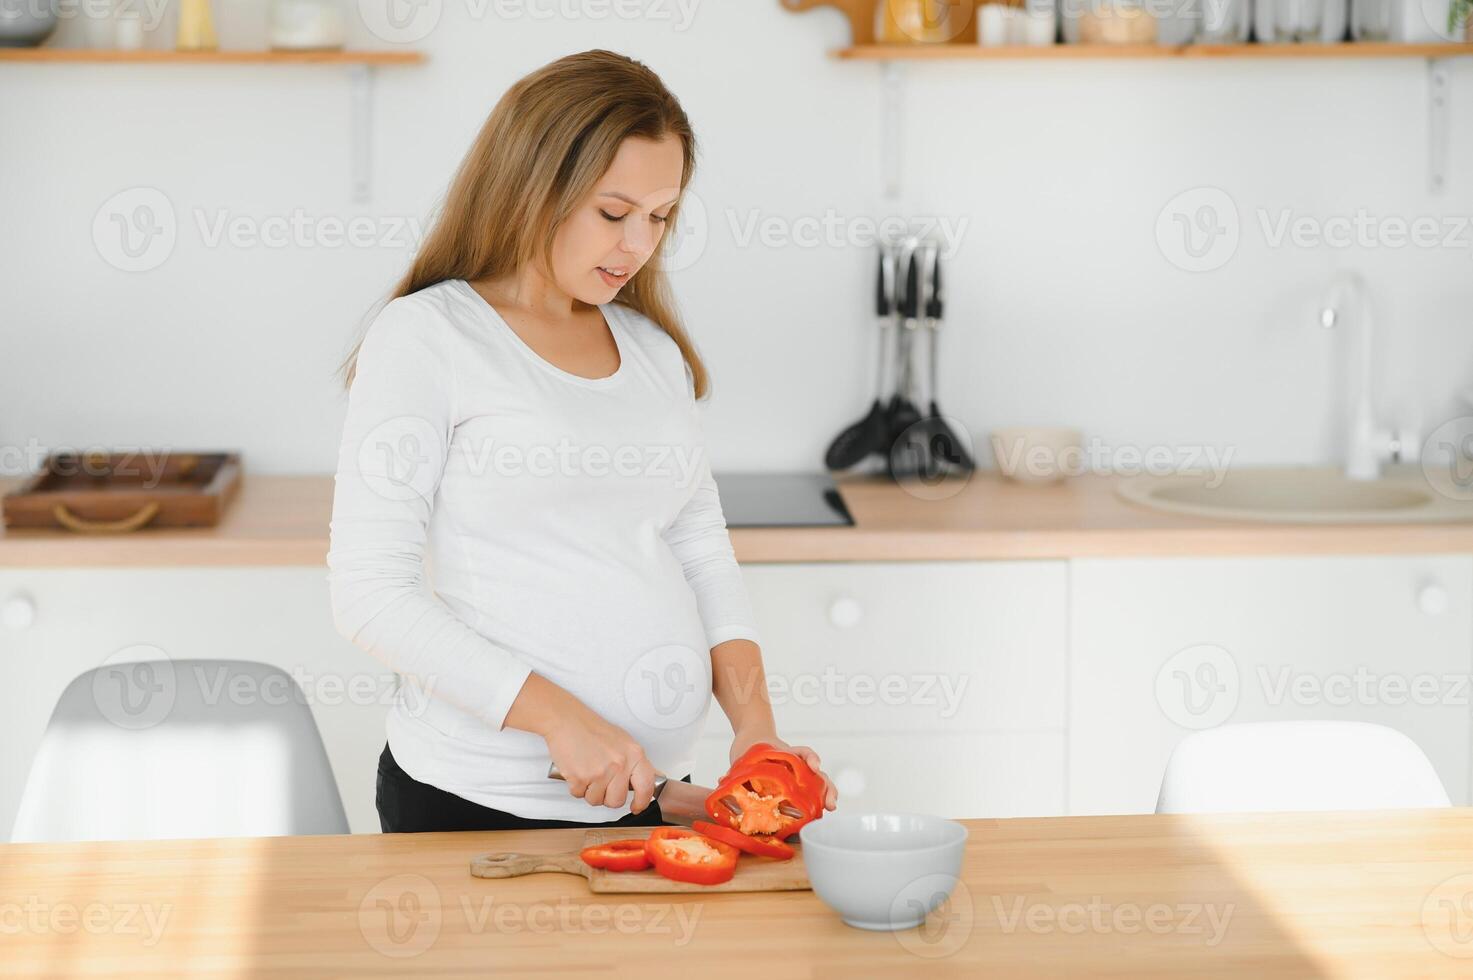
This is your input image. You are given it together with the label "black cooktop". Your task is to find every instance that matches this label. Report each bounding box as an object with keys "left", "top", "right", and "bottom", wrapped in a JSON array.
[{"left": 711, "top": 472, "right": 854, "bottom": 528}]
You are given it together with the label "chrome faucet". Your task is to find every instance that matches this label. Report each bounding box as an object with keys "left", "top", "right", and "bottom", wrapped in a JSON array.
[{"left": 1318, "top": 272, "right": 1416, "bottom": 481}]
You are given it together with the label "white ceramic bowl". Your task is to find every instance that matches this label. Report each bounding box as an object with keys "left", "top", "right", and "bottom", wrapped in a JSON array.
[
  {"left": 799, "top": 813, "right": 968, "bottom": 931},
  {"left": 990, "top": 426, "right": 1084, "bottom": 485}
]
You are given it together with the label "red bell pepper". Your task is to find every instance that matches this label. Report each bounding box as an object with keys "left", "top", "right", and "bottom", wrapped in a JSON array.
[
  {"left": 579, "top": 838, "right": 651, "bottom": 873},
  {"left": 704, "top": 760, "right": 818, "bottom": 840},
  {"left": 727, "top": 743, "right": 826, "bottom": 818},
  {"left": 643, "top": 826, "right": 739, "bottom": 886},
  {"left": 692, "top": 820, "right": 796, "bottom": 861}
]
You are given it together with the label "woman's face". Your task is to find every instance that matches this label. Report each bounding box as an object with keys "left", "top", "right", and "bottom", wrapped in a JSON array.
[{"left": 550, "top": 134, "right": 685, "bottom": 305}]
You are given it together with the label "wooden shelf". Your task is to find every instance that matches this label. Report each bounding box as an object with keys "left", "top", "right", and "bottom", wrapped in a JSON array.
[
  {"left": 837, "top": 42, "right": 1473, "bottom": 60},
  {"left": 0, "top": 48, "right": 424, "bottom": 65}
]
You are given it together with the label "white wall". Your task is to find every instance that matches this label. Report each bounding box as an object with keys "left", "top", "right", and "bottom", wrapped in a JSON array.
[{"left": 3, "top": 1, "right": 1471, "bottom": 476}]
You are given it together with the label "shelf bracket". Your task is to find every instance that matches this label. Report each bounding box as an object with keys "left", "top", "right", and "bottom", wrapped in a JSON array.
[
  {"left": 1429, "top": 58, "right": 1450, "bottom": 195},
  {"left": 350, "top": 65, "right": 375, "bottom": 204},
  {"left": 880, "top": 60, "right": 905, "bottom": 203}
]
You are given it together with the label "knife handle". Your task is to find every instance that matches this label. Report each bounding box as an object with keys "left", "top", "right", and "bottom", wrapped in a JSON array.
[
  {"left": 547, "top": 763, "right": 669, "bottom": 801},
  {"left": 926, "top": 250, "right": 943, "bottom": 321}
]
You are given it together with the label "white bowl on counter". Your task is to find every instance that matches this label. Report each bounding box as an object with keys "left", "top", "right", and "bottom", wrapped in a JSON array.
[
  {"left": 990, "top": 426, "right": 1084, "bottom": 485},
  {"left": 799, "top": 812, "right": 968, "bottom": 931}
]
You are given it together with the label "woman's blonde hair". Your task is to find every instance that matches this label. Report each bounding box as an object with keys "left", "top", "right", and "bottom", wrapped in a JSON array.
[{"left": 337, "top": 49, "right": 707, "bottom": 397}]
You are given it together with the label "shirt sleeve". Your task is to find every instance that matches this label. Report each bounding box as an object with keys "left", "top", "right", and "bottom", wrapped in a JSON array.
[
  {"left": 660, "top": 369, "right": 764, "bottom": 651},
  {"left": 326, "top": 296, "right": 533, "bottom": 732}
]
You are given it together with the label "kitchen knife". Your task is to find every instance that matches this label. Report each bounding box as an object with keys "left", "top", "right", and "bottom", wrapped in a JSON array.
[{"left": 546, "top": 763, "right": 803, "bottom": 826}]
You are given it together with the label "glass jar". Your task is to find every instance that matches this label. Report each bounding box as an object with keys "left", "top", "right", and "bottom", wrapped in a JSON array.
[
  {"left": 270, "top": 0, "right": 347, "bottom": 51},
  {"left": 1060, "top": 0, "right": 1160, "bottom": 43},
  {"left": 1270, "top": 0, "right": 1328, "bottom": 41},
  {"left": 1349, "top": 0, "right": 1392, "bottom": 39},
  {"left": 875, "top": 0, "right": 971, "bottom": 44},
  {"left": 1197, "top": 0, "right": 1252, "bottom": 41}
]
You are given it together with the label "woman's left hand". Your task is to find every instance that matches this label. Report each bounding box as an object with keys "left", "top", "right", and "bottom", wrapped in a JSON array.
[{"left": 728, "top": 729, "right": 838, "bottom": 813}]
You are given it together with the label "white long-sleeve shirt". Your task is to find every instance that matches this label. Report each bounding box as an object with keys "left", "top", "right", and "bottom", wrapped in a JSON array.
[{"left": 326, "top": 278, "right": 762, "bottom": 821}]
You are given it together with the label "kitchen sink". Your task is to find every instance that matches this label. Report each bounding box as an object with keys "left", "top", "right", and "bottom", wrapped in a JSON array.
[{"left": 1117, "top": 466, "right": 1473, "bottom": 524}]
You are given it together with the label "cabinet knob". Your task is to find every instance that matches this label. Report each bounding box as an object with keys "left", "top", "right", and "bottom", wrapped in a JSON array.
[
  {"left": 834, "top": 766, "right": 866, "bottom": 797},
  {"left": 1, "top": 593, "right": 36, "bottom": 630},
  {"left": 1418, "top": 584, "right": 1450, "bottom": 617},
  {"left": 828, "top": 596, "right": 863, "bottom": 629}
]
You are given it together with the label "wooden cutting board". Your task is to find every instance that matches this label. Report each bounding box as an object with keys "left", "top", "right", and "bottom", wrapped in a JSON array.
[{"left": 470, "top": 827, "right": 810, "bottom": 894}]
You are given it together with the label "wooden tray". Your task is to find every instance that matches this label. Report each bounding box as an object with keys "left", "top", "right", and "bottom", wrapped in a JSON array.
[
  {"left": 2, "top": 451, "right": 242, "bottom": 533},
  {"left": 470, "top": 827, "right": 811, "bottom": 894}
]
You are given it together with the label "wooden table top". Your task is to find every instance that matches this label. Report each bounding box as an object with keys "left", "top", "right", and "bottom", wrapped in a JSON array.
[
  {"left": 3, "top": 469, "right": 1471, "bottom": 567},
  {"left": 3, "top": 809, "right": 1472, "bottom": 977}
]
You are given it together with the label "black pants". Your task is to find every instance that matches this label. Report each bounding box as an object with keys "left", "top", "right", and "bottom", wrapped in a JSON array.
[{"left": 375, "top": 742, "right": 688, "bottom": 833}]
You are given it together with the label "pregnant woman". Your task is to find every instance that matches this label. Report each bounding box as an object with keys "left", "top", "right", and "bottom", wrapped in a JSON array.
[{"left": 327, "top": 50, "right": 837, "bottom": 833}]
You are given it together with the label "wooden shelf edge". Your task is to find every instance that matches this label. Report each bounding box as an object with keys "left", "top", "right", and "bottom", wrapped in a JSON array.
[
  {"left": 0, "top": 48, "right": 425, "bottom": 65},
  {"left": 835, "top": 42, "right": 1473, "bottom": 60}
]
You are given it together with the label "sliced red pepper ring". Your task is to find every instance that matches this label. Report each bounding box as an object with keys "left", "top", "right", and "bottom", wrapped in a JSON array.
[
  {"left": 580, "top": 839, "right": 651, "bottom": 873},
  {"left": 704, "top": 761, "right": 817, "bottom": 840},
  {"left": 643, "top": 827, "right": 739, "bottom": 886},
  {"left": 728, "top": 743, "right": 825, "bottom": 818},
  {"left": 692, "top": 820, "right": 796, "bottom": 861}
]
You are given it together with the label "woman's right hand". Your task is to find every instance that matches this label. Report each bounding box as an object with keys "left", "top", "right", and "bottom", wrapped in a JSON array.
[{"left": 544, "top": 709, "right": 659, "bottom": 813}]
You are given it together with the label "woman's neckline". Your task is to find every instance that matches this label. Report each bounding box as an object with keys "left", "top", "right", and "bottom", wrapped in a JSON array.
[{"left": 452, "top": 278, "right": 628, "bottom": 387}]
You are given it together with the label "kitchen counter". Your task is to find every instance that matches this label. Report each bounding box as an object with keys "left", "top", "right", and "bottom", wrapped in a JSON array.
[
  {"left": 2, "top": 809, "right": 1469, "bottom": 977},
  {"left": 1, "top": 471, "right": 1470, "bottom": 568}
]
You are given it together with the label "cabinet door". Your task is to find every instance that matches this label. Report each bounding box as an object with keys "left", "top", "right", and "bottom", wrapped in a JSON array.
[
  {"left": 721, "top": 561, "right": 1069, "bottom": 736},
  {"left": 1068, "top": 556, "right": 1473, "bottom": 815},
  {"left": 0, "top": 569, "right": 390, "bottom": 837},
  {"left": 697, "top": 560, "right": 1070, "bottom": 818}
]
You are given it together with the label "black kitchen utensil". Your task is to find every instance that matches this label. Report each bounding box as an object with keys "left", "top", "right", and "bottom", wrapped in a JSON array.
[
  {"left": 885, "top": 247, "right": 927, "bottom": 480},
  {"left": 919, "top": 252, "right": 976, "bottom": 475},
  {"left": 824, "top": 247, "right": 896, "bottom": 471}
]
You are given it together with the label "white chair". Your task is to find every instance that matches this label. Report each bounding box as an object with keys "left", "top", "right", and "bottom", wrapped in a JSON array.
[
  {"left": 1156, "top": 721, "right": 1451, "bottom": 815},
  {"left": 12, "top": 659, "right": 349, "bottom": 842}
]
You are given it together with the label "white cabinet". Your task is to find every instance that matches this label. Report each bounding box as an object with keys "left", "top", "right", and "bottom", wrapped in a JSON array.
[
  {"left": 0, "top": 568, "right": 391, "bottom": 838},
  {"left": 1068, "top": 556, "right": 1473, "bottom": 815},
  {"left": 696, "top": 560, "right": 1070, "bottom": 819}
]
